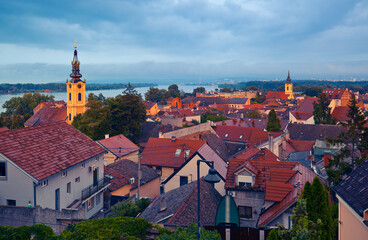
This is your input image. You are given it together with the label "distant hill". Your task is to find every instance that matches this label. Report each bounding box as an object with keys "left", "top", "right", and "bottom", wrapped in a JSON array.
[{"left": 0, "top": 83, "right": 157, "bottom": 94}]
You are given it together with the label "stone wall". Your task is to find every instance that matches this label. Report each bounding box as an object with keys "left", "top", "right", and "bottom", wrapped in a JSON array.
[{"left": 0, "top": 205, "right": 86, "bottom": 234}]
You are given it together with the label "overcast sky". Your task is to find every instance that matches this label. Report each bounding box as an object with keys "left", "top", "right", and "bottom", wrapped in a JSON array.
[{"left": 0, "top": 0, "right": 367, "bottom": 84}]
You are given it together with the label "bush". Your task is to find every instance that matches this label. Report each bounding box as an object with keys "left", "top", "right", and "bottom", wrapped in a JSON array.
[
  {"left": 156, "top": 223, "right": 221, "bottom": 240},
  {"left": 0, "top": 224, "right": 56, "bottom": 240}
]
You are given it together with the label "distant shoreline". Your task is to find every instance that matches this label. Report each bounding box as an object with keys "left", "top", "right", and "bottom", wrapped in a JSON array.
[{"left": 0, "top": 83, "right": 158, "bottom": 94}]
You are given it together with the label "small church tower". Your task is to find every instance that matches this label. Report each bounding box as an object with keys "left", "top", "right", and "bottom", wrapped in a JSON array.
[
  {"left": 285, "top": 71, "right": 294, "bottom": 99},
  {"left": 66, "top": 40, "right": 86, "bottom": 124}
]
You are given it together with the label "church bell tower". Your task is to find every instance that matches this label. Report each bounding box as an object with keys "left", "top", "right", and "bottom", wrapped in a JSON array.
[
  {"left": 285, "top": 71, "right": 294, "bottom": 99},
  {"left": 66, "top": 40, "right": 86, "bottom": 124}
]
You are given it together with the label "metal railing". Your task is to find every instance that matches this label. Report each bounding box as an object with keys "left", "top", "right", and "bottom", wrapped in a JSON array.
[{"left": 81, "top": 178, "right": 109, "bottom": 201}]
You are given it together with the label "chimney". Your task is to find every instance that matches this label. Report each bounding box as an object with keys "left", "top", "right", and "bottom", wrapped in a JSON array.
[
  {"left": 268, "top": 133, "right": 274, "bottom": 153},
  {"left": 105, "top": 134, "right": 109, "bottom": 139},
  {"left": 284, "top": 128, "right": 290, "bottom": 140},
  {"left": 171, "top": 136, "right": 176, "bottom": 142},
  {"left": 251, "top": 119, "right": 255, "bottom": 128}
]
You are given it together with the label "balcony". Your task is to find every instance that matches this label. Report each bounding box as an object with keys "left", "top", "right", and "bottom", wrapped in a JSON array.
[{"left": 81, "top": 178, "right": 110, "bottom": 201}]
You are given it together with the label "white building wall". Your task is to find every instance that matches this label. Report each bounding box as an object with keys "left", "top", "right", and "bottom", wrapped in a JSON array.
[
  {"left": 35, "top": 153, "right": 105, "bottom": 213},
  {"left": 0, "top": 154, "right": 34, "bottom": 207}
]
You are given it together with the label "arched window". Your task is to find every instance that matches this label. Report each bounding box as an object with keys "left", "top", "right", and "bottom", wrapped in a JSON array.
[
  {"left": 78, "top": 93, "right": 81, "bottom": 101},
  {"left": 69, "top": 113, "right": 71, "bottom": 121},
  {"left": 69, "top": 93, "right": 71, "bottom": 101}
]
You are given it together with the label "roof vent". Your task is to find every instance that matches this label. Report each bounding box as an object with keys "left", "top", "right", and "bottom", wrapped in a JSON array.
[
  {"left": 171, "top": 136, "right": 176, "bottom": 142},
  {"left": 130, "top": 178, "right": 135, "bottom": 184}
]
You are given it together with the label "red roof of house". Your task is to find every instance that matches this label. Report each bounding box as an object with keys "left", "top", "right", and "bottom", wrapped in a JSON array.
[
  {"left": 0, "top": 122, "right": 106, "bottom": 181},
  {"left": 295, "top": 97, "right": 317, "bottom": 113},
  {"left": 265, "top": 182, "right": 294, "bottom": 202},
  {"left": 288, "top": 140, "right": 315, "bottom": 152},
  {"left": 142, "top": 101, "right": 157, "bottom": 110},
  {"left": 141, "top": 138, "right": 206, "bottom": 168},
  {"left": 322, "top": 88, "right": 348, "bottom": 99},
  {"left": 234, "top": 146, "right": 280, "bottom": 162},
  {"left": 24, "top": 106, "right": 67, "bottom": 127},
  {"left": 290, "top": 111, "right": 313, "bottom": 120},
  {"left": 243, "top": 104, "right": 265, "bottom": 110},
  {"left": 212, "top": 125, "right": 263, "bottom": 143},
  {"left": 248, "top": 131, "right": 283, "bottom": 147},
  {"left": 98, "top": 134, "right": 139, "bottom": 158},
  {"left": 0, "top": 127, "right": 9, "bottom": 133},
  {"left": 104, "top": 166, "right": 130, "bottom": 192},
  {"left": 265, "top": 91, "right": 289, "bottom": 100},
  {"left": 332, "top": 106, "right": 350, "bottom": 122}
]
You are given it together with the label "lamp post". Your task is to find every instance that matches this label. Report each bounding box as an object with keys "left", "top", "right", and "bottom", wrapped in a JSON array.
[{"left": 197, "top": 160, "right": 221, "bottom": 240}]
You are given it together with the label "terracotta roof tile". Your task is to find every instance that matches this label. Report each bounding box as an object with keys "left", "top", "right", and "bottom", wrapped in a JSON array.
[
  {"left": 24, "top": 106, "right": 67, "bottom": 127},
  {"left": 98, "top": 134, "right": 139, "bottom": 158},
  {"left": 288, "top": 140, "right": 315, "bottom": 152},
  {"left": 265, "top": 91, "right": 289, "bottom": 100},
  {"left": 141, "top": 138, "right": 205, "bottom": 168},
  {"left": 104, "top": 166, "right": 130, "bottom": 191},
  {"left": 213, "top": 125, "right": 263, "bottom": 144},
  {"left": 0, "top": 122, "right": 106, "bottom": 181},
  {"left": 332, "top": 106, "right": 350, "bottom": 122},
  {"left": 265, "top": 182, "right": 293, "bottom": 202}
]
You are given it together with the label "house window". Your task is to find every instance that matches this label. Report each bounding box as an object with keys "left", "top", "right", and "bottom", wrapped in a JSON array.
[
  {"left": 184, "top": 150, "right": 190, "bottom": 158},
  {"left": 87, "top": 197, "right": 94, "bottom": 211},
  {"left": 41, "top": 180, "right": 48, "bottom": 187},
  {"left": 75, "top": 177, "right": 80, "bottom": 183},
  {"left": 175, "top": 149, "right": 182, "bottom": 157},
  {"left": 69, "top": 93, "right": 71, "bottom": 101},
  {"left": 78, "top": 93, "right": 81, "bottom": 101},
  {"left": 7, "top": 199, "right": 16, "bottom": 206},
  {"left": 81, "top": 163, "right": 85, "bottom": 168},
  {"left": 67, "top": 182, "right": 71, "bottom": 193},
  {"left": 180, "top": 176, "right": 188, "bottom": 186},
  {"left": 61, "top": 171, "right": 67, "bottom": 178},
  {"left": 239, "top": 206, "right": 253, "bottom": 219},
  {"left": 0, "top": 162, "right": 6, "bottom": 179},
  {"left": 69, "top": 113, "right": 71, "bottom": 121},
  {"left": 239, "top": 182, "right": 251, "bottom": 187},
  {"left": 155, "top": 166, "right": 162, "bottom": 175}
]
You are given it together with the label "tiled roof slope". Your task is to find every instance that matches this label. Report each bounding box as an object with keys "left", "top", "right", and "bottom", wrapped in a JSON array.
[
  {"left": 288, "top": 140, "right": 315, "bottom": 152},
  {"left": 216, "top": 118, "right": 288, "bottom": 131},
  {"left": 287, "top": 123, "right": 346, "bottom": 141},
  {"left": 104, "top": 166, "right": 130, "bottom": 192},
  {"left": 140, "top": 179, "right": 222, "bottom": 226},
  {"left": 0, "top": 122, "right": 106, "bottom": 181},
  {"left": 200, "top": 133, "right": 230, "bottom": 161},
  {"left": 332, "top": 106, "right": 350, "bottom": 122},
  {"left": 141, "top": 138, "right": 205, "bottom": 168},
  {"left": 98, "top": 134, "right": 139, "bottom": 158},
  {"left": 322, "top": 88, "right": 348, "bottom": 99},
  {"left": 24, "top": 106, "right": 67, "bottom": 127},
  {"left": 234, "top": 146, "right": 280, "bottom": 162},
  {"left": 296, "top": 97, "right": 317, "bottom": 113},
  {"left": 107, "top": 159, "right": 160, "bottom": 190},
  {"left": 212, "top": 125, "right": 263, "bottom": 144},
  {"left": 248, "top": 131, "right": 283, "bottom": 147},
  {"left": 265, "top": 91, "right": 289, "bottom": 100},
  {"left": 142, "top": 101, "right": 156, "bottom": 110},
  {"left": 335, "top": 159, "right": 368, "bottom": 217}
]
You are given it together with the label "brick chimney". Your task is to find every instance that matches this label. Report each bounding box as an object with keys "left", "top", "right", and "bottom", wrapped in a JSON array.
[{"left": 268, "top": 133, "right": 274, "bottom": 153}]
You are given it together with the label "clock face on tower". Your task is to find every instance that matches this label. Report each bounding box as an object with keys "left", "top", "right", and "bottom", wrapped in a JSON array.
[{"left": 78, "top": 85, "right": 81, "bottom": 89}]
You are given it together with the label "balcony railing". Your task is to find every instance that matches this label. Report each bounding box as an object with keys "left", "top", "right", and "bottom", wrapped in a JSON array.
[{"left": 81, "top": 178, "right": 110, "bottom": 201}]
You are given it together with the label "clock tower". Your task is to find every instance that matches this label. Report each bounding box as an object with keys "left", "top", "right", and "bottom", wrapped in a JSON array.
[
  {"left": 285, "top": 71, "right": 294, "bottom": 99},
  {"left": 66, "top": 40, "right": 87, "bottom": 124}
]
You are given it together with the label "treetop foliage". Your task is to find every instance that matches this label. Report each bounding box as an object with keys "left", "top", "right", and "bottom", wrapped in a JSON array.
[{"left": 266, "top": 109, "right": 281, "bottom": 132}]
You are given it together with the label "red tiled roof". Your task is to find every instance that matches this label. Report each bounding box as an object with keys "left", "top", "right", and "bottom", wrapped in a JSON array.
[
  {"left": 104, "top": 166, "right": 130, "bottom": 192},
  {"left": 288, "top": 140, "right": 315, "bottom": 152},
  {"left": 265, "top": 91, "right": 289, "bottom": 100},
  {"left": 141, "top": 138, "right": 206, "bottom": 168},
  {"left": 296, "top": 97, "right": 317, "bottom": 113},
  {"left": 0, "top": 127, "right": 9, "bottom": 133},
  {"left": 212, "top": 125, "right": 263, "bottom": 143},
  {"left": 322, "top": 88, "right": 348, "bottom": 99},
  {"left": 98, "top": 134, "right": 139, "bottom": 158},
  {"left": 248, "top": 131, "right": 283, "bottom": 147},
  {"left": 234, "top": 146, "right": 280, "bottom": 162},
  {"left": 243, "top": 104, "right": 264, "bottom": 110},
  {"left": 24, "top": 106, "right": 67, "bottom": 127},
  {"left": 332, "top": 106, "right": 350, "bottom": 122},
  {"left": 290, "top": 111, "right": 313, "bottom": 120},
  {"left": 0, "top": 122, "right": 106, "bottom": 181},
  {"left": 265, "top": 182, "right": 293, "bottom": 202},
  {"left": 142, "top": 101, "right": 157, "bottom": 110}
]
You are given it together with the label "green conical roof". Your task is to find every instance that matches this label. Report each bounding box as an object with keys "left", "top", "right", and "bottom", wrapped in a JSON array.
[{"left": 215, "top": 195, "right": 239, "bottom": 227}]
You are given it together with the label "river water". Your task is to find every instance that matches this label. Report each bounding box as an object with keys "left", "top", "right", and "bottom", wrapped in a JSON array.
[{"left": 0, "top": 84, "right": 218, "bottom": 113}]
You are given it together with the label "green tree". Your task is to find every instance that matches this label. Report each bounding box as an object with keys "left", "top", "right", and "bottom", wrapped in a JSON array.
[
  {"left": 156, "top": 223, "right": 221, "bottom": 240},
  {"left": 2, "top": 92, "right": 54, "bottom": 116},
  {"left": 305, "top": 86, "right": 322, "bottom": 97},
  {"left": 327, "top": 94, "right": 368, "bottom": 185},
  {"left": 245, "top": 110, "right": 263, "bottom": 119},
  {"left": 145, "top": 87, "right": 169, "bottom": 104},
  {"left": 168, "top": 84, "right": 180, "bottom": 98},
  {"left": 123, "top": 82, "right": 140, "bottom": 97},
  {"left": 108, "top": 93, "right": 146, "bottom": 142},
  {"left": 266, "top": 109, "right": 281, "bottom": 132},
  {"left": 252, "top": 92, "right": 266, "bottom": 104},
  {"left": 72, "top": 100, "right": 111, "bottom": 140},
  {"left": 88, "top": 93, "right": 106, "bottom": 104},
  {"left": 109, "top": 199, "right": 151, "bottom": 218},
  {"left": 313, "top": 93, "right": 332, "bottom": 124},
  {"left": 192, "top": 87, "right": 206, "bottom": 96},
  {"left": 220, "top": 87, "right": 233, "bottom": 93},
  {"left": 200, "top": 113, "right": 226, "bottom": 123}
]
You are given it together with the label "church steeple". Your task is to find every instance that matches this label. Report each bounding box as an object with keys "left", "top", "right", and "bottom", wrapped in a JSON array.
[
  {"left": 286, "top": 71, "right": 291, "bottom": 83},
  {"left": 66, "top": 40, "right": 87, "bottom": 124},
  {"left": 69, "top": 40, "right": 83, "bottom": 83}
]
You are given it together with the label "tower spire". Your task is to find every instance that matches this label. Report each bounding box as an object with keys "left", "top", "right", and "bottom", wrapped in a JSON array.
[
  {"left": 70, "top": 39, "right": 82, "bottom": 83},
  {"left": 286, "top": 71, "right": 291, "bottom": 83}
]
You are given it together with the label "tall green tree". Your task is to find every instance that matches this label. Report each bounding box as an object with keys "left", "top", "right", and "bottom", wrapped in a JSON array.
[
  {"left": 327, "top": 94, "right": 368, "bottom": 185},
  {"left": 245, "top": 110, "right": 263, "bottom": 119},
  {"left": 108, "top": 93, "right": 146, "bottom": 142},
  {"left": 266, "top": 109, "right": 281, "bottom": 132},
  {"left": 168, "top": 84, "right": 180, "bottom": 98},
  {"left": 2, "top": 92, "right": 54, "bottom": 116},
  {"left": 122, "top": 82, "right": 140, "bottom": 97},
  {"left": 72, "top": 100, "right": 111, "bottom": 140},
  {"left": 313, "top": 93, "right": 332, "bottom": 124},
  {"left": 192, "top": 87, "right": 206, "bottom": 96},
  {"left": 145, "top": 87, "right": 169, "bottom": 104}
]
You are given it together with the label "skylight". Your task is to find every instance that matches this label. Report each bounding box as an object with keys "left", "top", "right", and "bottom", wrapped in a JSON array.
[
  {"left": 175, "top": 149, "right": 182, "bottom": 157},
  {"left": 225, "top": 134, "right": 229, "bottom": 138}
]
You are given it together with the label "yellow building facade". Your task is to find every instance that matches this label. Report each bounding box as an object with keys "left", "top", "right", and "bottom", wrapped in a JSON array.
[
  {"left": 285, "top": 71, "right": 294, "bottom": 99},
  {"left": 66, "top": 41, "right": 87, "bottom": 124}
]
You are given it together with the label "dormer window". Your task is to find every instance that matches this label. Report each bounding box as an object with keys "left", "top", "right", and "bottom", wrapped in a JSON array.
[
  {"left": 225, "top": 134, "right": 229, "bottom": 138},
  {"left": 239, "top": 135, "right": 243, "bottom": 139},
  {"left": 184, "top": 150, "right": 190, "bottom": 158},
  {"left": 175, "top": 149, "right": 182, "bottom": 157},
  {"left": 235, "top": 168, "right": 255, "bottom": 188}
]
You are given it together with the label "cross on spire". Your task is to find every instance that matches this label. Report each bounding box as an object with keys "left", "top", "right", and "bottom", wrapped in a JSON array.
[{"left": 73, "top": 39, "right": 78, "bottom": 49}]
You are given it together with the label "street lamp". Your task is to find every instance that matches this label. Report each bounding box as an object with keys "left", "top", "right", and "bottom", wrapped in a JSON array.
[{"left": 197, "top": 160, "right": 221, "bottom": 240}]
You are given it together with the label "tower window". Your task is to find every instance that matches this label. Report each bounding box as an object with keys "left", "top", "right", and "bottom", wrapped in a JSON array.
[
  {"left": 287, "top": 86, "right": 289, "bottom": 91},
  {"left": 69, "top": 113, "right": 71, "bottom": 121},
  {"left": 69, "top": 93, "right": 71, "bottom": 101},
  {"left": 78, "top": 93, "right": 81, "bottom": 101}
]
